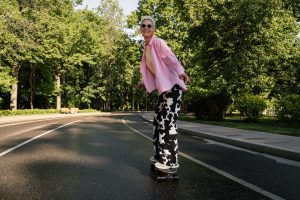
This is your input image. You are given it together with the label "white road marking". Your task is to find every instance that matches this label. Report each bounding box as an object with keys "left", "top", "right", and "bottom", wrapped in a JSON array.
[
  {"left": 193, "top": 136, "right": 300, "bottom": 168},
  {"left": 122, "top": 117, "right": 285, "bottom": 200},
  {"left": 0, "top": 117, "right": 73, "bottom": 128},
  {"left": 0, "top": 120, "right": 82, "bottom": 157},
  {"left": 1, "top": 123, "right": 56, "bottom": 140},
  {"left": 0, "top": 114, "right": 106, "bottom": 128}
]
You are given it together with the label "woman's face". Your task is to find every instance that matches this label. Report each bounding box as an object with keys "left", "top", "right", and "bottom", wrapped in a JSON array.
[{"left": 140, "top": 19, "right": 154, "bottom": 38}]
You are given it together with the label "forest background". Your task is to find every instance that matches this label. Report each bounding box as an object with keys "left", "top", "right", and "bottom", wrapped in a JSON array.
[{"left": 0, "top": 0, "right": 299, "bottom": 124}]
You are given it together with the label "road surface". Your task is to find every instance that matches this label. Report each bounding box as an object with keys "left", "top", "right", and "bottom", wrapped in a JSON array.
[{"left": 0, "top": 113, "right": 299, "bottom": 199}]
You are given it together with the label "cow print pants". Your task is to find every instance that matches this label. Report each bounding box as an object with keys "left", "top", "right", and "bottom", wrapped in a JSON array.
[{"left": 153, "top": 84, "right": 182, "bottom": 168}]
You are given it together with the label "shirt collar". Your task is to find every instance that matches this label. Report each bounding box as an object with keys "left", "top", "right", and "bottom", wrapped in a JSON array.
[
  {"left": 149, "top": 35, "right": 155, "bottom": 45},
  {"left": 145, "top": 35, "right": 155, "bottom": 47}
]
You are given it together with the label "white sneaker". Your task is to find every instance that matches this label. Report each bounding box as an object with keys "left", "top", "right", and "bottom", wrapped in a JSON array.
[
  {"left": 154, "top": 162, "right": 170, "bottom": 170},
  {"left": 150, "top": 156, "right": 158, "bottom": 163}
]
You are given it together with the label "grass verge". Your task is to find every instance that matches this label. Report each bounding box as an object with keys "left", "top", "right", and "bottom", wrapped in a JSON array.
[
  {"left": 0, "top": 109, "right": 59, "bottom": 116},
  {"left": 0, "top": 109, "right": 99, "bottom": 117},
  {"left": 179, "top": 114, "right": 300, "bottom": 137}
]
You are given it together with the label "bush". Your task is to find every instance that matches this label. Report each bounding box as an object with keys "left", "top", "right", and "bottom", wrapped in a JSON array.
[
  {"left": 188, "top": 91, "right": 232, "bottom": 120},
  {"left": 234, "top": 94, "right": 267, "bottom": 121},
  {"left": 276, "top": 94, "right": 300, "bottom": 122}
]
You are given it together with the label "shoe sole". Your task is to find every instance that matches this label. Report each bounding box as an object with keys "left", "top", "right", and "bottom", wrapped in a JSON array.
[{"left": 150, "top": 164, "right": 179, "bottom": 181}]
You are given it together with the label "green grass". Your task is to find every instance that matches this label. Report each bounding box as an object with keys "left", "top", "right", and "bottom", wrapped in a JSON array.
[
  {"left": 0, "top": 108, "right": 99, "bottom": 117},
  {"left": 179, "top": 114, "right": 300, "bottom": 137},
  {"left": 78, "top": 109, "right": 99, "bottom": 113},
  {"left": 0, "top": 109, "right": 60, "bottom": 116}
]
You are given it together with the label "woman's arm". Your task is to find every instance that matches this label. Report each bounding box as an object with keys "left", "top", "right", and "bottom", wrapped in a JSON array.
[
  {"left": 158, "top": 39, "right": 184, "bottom": 73},
  {"left": 158, "top": 39, "right": 189, "bottom": 83}
]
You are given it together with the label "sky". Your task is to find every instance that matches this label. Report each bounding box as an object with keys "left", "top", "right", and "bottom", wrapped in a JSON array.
[{"left": 75, "top": 0, "right": 139, "bottom": 16}]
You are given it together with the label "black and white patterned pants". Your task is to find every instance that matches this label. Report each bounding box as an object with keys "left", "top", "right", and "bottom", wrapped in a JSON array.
[{"left": 153, "top": 84, "right": 182, "bottom": 168}]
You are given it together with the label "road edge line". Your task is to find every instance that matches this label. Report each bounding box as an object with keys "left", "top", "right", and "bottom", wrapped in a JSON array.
[
  {"left": 122, "top": 117, "right": 285, "bottom": 200},
  {"left": 0, "top": 120, "right": 82, "bottom": 157}
]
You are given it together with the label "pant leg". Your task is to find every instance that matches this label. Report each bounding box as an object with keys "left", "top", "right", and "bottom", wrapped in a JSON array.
[
  {"left": 156, "top": 85, "right": 182, "bottom": 168},
  {"left": 152, "top": 95, "right": 163, "bottom": 159}
]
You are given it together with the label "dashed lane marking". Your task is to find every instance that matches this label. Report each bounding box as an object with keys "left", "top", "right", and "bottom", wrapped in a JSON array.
[{"left": 0, "top": 117, "right": 75, "bottom": 128}]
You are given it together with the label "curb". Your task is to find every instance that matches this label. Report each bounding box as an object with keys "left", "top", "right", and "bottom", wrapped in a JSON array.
[{"left": 140, "top": 115, "right": 300, "bottom": 162}]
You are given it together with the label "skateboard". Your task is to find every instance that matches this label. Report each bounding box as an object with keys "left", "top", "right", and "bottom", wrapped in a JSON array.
[{"left": 150, "top": 163, "right": 179, "bottom": 182}]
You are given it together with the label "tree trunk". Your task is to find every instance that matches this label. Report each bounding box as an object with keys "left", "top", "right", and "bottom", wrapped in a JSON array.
[
  {"left": 30, "top": 64, "right": 35, "bottom": 109},
  {"left": 104, "top": 71, "right": 111, "bottom": 111},
  {"left": 55, "top": 66, "right": 61, "bottom": 110},
  {"left": 105, "top": 94, "right": 110, "bottom": 111},
  {"left": 125, "top": 88, "right": 129, "bottom": 111},
  {"left": 10, "top": 65, "right": 20, "bottom": 110},
  {"left": 132, "top": 90, "right": 135, "bottom": 111}
]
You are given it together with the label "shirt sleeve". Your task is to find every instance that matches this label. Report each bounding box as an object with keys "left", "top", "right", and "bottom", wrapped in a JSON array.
[{"left": 158, "top": 39, "right": 185, "bottom": 75}]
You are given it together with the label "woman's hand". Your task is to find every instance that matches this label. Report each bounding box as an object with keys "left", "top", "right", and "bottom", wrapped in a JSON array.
[{"left": 179, "top": 73, "right": 190, "bottom": 84}]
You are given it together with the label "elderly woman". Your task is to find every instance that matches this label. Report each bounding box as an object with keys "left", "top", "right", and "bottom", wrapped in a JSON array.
[{"left": 137, "top": 16, "right": 189, "bottom": 172}]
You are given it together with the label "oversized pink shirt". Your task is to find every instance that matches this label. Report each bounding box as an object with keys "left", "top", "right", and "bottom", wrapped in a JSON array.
[{"left": 140, "top": 36, "right": 187, "bottom": 95}]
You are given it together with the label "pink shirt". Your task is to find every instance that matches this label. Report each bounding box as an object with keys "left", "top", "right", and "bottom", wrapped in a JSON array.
[{"left": 140, "top": 36, "right": 187, "bottom": 94}]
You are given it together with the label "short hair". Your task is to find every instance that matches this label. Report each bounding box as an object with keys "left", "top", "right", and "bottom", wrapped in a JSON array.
[{"left": 140, "top": 16, "right": 156, "bottom": 28}]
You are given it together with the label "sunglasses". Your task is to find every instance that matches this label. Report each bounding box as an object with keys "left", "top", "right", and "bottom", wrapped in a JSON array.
[{"left": 141, "top": 24, "right": 153, "bottom": 29}]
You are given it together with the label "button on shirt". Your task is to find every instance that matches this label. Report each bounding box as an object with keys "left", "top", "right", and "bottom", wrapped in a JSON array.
[{"left": 140, "top": 36, "right": 187, "bottom": 94}]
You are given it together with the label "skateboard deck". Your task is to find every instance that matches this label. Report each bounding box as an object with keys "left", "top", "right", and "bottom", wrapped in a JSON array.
[{"left": 150, "top": 163, "right": 179, "bottom": 181}]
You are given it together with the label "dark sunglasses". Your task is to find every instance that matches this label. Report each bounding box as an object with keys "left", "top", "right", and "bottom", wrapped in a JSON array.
[{"left": 141, "top": 24, "right": 152, "bottom": 29}]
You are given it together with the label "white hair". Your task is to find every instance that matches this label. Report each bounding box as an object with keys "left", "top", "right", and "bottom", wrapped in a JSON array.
[{"left": 140, "top": 16, "right": 156, "bottom": 28}]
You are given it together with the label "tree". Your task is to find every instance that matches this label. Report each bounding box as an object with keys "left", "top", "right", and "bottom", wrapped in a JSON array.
[
  {"left": 93, "top": 0, "right": 125, "bottom": 111},
  {"left": 183, "top": 0, "right": 299, "bottom": 98},
  {"left": 282, "top": 0, "right": 300, "bottom": 21},
  {"left": 0, "top": 11, "right": 14, "bottom": 106},
  {"left": 0, "top": 0, "right": 137, "bottom": 111},
  {"left": 0, "top": 0, "right": 33, "bottom": 110}
]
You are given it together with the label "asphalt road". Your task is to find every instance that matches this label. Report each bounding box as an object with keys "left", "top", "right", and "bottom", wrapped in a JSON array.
[{"left": 0, "top": 113, "right": 299, "bottom": 200}]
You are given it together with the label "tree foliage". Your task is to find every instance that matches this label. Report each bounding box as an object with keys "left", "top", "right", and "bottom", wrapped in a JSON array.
[
  {"left": 0, "top": 0, "right": 299, "bottom": 121},
  {"left": 186, "top": 0, "right": 299, "bottom": 96},
  {"left": 0, "top": 0, "right": 143, "bottom": 110},
  {"left": 127, "top": 0, "right": 299, "bottom": 120}
]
